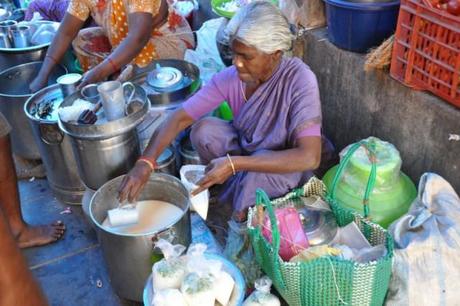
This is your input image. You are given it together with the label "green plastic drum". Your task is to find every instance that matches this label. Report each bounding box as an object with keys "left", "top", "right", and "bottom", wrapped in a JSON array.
[{"left": 323, "top": 138, "right": 417, "bottom": 229}]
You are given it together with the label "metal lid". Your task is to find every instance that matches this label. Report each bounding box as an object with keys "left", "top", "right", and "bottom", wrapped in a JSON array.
[
  {"left": 147, "top": 66, "right": 183, "bottom": 91},
  {"left": 24, "top": 84, "right": 63, "bottom": 123}
]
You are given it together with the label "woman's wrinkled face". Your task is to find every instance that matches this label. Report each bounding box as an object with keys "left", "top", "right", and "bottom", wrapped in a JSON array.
[{"left": 231, "top": 39, "right": 280, "bottom": 83}]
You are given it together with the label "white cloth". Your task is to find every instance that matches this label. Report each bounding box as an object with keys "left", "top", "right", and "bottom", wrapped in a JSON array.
[{"left": 386, "top": 173, "right": 460, "bottom": 306}]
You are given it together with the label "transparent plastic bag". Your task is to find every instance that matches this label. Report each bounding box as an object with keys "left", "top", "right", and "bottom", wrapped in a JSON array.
[
  {"left": 181, "top": 244, "right": 221, "bottom": 306},
  {"left": 243, "top": 276, "right": 280, "bottom": 306},
  {"left": 152, "top": 239, "right": 187, "bottom": 290},
  {"left": 152, "top": 288, "right": 187, "bottom": 306},
  {"left": 180, "top": 165, "right": 209, "bottom": 219}
]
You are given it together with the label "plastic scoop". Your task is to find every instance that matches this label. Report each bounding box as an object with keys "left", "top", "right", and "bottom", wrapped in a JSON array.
[
  {"left": 77, "top": 102, "right": 102, "bottom": 125},
  {"left": 107, "top": 203, "right": 139, "bottom": 227}
]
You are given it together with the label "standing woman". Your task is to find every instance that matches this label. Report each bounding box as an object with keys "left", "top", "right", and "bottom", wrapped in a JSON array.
[{"left": 30, "top": 0, "right": 195, "bottom": 91}]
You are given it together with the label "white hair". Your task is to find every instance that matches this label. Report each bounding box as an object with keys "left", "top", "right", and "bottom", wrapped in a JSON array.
[{"left": 225, "top": 1, "right": 294, "bottom": 54}]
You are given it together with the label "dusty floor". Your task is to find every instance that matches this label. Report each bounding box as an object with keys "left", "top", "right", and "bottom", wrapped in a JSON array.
[{"left": 20, "top": 178, "right": 140, "bottom": 306}]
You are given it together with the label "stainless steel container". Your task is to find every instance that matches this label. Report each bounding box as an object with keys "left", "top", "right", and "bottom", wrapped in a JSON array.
[
  {"left": 89, "top": 174, "right": 191, "bottom": 301},
  {"left": 58, "top": 84, "right": 150, "bottom": 190},
  {"left": 0, "top": 61, "right": 66, "bottom": 159},
  {"left": 179, "top": 133, "right": 201, "bottom": 166},
  {"left": 24, "top": 84, "right": 84, "bottom": 205},
  {"left": 156, "top": 146, "right": 178, "bottom": 176},
  {"left": 56, "top": 73, "right": 82, "bottom": 98}
]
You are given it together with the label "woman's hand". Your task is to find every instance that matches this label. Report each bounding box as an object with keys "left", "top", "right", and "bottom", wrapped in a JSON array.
[
  {"left": 192, "top": 157, "right": 234, "bottom": 196},
  {"left": 29, "top": 74, "right": 49, "bottom": 93},
  {"left": 77, "top": 65, "right": 108, "bottom": 90},
  {"left": 118, "top": 162, "right": 152, "bottom": 203}
]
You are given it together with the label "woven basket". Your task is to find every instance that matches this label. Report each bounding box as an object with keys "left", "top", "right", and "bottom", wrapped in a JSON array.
[{"left": 247, "top": 142, "right": 394, "bottom": 306}]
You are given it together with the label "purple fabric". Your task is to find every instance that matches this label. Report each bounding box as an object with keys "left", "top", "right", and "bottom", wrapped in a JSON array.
[
  {"left": 25, "top": 0, "right": 70, "bottom": 22},
  {"left": 182, "top": 57, "right": 322, "bottom": 139},
  {"left": 190, "top": 118, "right": 310, "bottom": 211}
]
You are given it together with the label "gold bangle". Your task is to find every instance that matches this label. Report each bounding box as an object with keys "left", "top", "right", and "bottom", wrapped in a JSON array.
[
  {"left": 226, "top": 153, "right": 236, "bottom": 176},
  {"left": 137, "top": 158, "right": 155, "bottom": 172}
]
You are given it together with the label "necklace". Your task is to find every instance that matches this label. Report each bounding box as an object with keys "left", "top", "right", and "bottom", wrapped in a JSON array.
[{"left": 240, "top": 81, "right": 248, "bottom": 102}]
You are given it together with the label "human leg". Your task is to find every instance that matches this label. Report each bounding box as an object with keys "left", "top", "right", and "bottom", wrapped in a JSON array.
[
  {"left": 190, "top": 117, "right": 242, "bottom": 164},
  {"left": 0, "top": 209, "right": 48, "bottom": 306},
  {"left": 0, "top": 134, "right": 65, "bottom": 248}
]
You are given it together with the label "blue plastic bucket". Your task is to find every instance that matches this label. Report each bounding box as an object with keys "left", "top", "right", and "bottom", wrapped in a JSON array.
[{"left": 324, "top": 0, "right": 400, "bottom": 53}]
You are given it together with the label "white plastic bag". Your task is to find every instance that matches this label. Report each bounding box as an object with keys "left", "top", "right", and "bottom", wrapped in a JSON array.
[
  {"left": 243, "top": 276, "right": 280, "bottom": 306},
  {"left": 386, "top": 173, "right": 460, "bottom": 306},
  {"left": 184, "top": 18, "right": 226, "bottom": 85},
  {"left": 152, "top": 239, "right": 187, "bottom": 290},
  {"left": 180, "top": 165, "right": 209, "bottom": 219}
]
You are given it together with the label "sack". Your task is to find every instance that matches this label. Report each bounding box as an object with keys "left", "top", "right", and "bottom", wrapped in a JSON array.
[
  {"left": 386, "top": 173, "right": 460, "bottom": 306},
  {"left": 248, "top": 142, "right": 393, "bottom": 306},
  {"left": 279, "top": 0, "right": 326, "bottom": 29}
]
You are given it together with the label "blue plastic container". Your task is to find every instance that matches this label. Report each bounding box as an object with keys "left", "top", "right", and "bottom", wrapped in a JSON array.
[{"left": 324, "top": 0, "right": 400, "bottom": 53}]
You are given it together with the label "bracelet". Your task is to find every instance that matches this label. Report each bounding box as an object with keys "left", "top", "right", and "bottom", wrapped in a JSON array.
[
  {"left": 45, "top": 54, "right": 58, "bottom": 65},
  {"left": 226, "top": 153, "right": 236, "bottom": 176},
  {"left": 106, "top": 57, "right": 119, "bottom": 73},
  {"left": 137, "top": 157, "right": 156, "bottom": 172}
]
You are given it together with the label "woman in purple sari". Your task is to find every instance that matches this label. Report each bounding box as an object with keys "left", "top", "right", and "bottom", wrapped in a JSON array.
[{"left": 118, "top": 1, "right": 335, "bottom": 220}]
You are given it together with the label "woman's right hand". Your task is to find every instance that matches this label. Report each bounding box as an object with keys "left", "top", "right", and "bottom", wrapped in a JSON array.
[
  {"left": 118, "top": 162, "right": 153, "bottom": 203},
  {"left": 29, "top": 74, "right": 49, "bottom": 93}
]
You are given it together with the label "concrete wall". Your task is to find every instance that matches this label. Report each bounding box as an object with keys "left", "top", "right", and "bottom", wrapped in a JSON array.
[{"left": 302, "top": 28, "right": 460, "bottom": 192}]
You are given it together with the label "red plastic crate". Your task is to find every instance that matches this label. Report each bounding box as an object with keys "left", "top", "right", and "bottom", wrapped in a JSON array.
[{"left": 390, "top": 0, "right": 460, "bottom": 108}]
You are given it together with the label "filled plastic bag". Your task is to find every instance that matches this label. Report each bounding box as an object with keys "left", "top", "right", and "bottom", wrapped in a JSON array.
[
  {"left": 386, "top": 173, "right": 460, "bottom": 305},
  {"left": 152, "top": 288, "right": 187, "bottom": 306},
  {"left": 243, "top": 276, "right": 281, "bottom": 306},
  {"left": 181, "top": 244, "right": 221, "bottom": 306},
  {"left": 152, "top": 239, "right": 187, "bottom": 290}
]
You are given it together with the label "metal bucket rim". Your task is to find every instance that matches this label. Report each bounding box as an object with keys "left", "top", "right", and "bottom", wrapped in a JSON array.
[
  {"left": 24, "top": 83, "right": 62, "bottom": 124},
  {"left": 58, "top": 84, "right": 150, "bottom": 139},
  {"left": 89, "top": 173, "right": 190, "bottom": 237},
  {"left": 0, "top": 61, "right": 67, "bottom": 98}
]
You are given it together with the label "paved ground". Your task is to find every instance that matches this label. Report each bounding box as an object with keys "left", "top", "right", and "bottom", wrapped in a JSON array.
[{"left": 20, "top": 178, "right": 140, "bottom": 306}]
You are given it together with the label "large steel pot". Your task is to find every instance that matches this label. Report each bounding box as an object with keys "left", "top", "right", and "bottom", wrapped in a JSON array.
[
  {"left": 0, "top": 21, "right": 59, "bottom": 71},
  {"left": 58, "top": 84, "right": 150, "bottom": 190},
  {"left": 0, "top": 61, "right": 66, "bottom": 159},
  {"left": 90, "top": 174, "right": 191, "bottom": 301},
  {"left": 178, "top": 133, "right": 201, "bottom": 166},
  {"left": 24, "top": 84, "right": 84, "bottom": 205}
]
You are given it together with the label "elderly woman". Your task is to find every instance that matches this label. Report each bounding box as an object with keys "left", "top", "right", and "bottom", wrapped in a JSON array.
[
  {"left": 30, "top": 0, "right": 194, "bottom": 91},
  {"left": 118, "top": 1, "right": 334, "bottom": 220}
]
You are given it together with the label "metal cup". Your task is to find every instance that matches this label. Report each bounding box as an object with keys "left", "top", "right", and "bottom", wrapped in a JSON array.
[
  {"left": 81, "top": 84, "right": 100, "bottom": 103},
  {"left": 0, "top": 20, "right": 16, "bottom": 36},
  {"left": 57, "top": 73, "right": 82, "bottom": 98},
  {"left": 97, "top": 81, "right": 136, "bottom": 121},
  {"left": 0, "top": 32, "right": 11, "bottom": 48},
  {"left": 10, "top": 24, "right": 30, "bottom": 48}
]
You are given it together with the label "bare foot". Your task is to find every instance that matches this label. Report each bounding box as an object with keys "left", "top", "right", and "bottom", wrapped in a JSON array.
[{"left": 16, "top": 221, "right": 65, "bottom": 249}]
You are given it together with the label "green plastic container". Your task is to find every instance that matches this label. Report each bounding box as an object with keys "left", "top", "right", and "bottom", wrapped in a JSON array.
[
  {"left": 214, "top": 101, "right": 233, "bottom": 121},
  {"left": 211, "top": 0, "right": 279, "bottom": 18},
  {"left": 323, "top": 138, "right": 417, "bottom": 228}
]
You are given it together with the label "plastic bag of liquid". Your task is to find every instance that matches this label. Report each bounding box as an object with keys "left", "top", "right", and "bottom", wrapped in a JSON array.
[
  {"left": 243, "top": 276, "right": 281, "bottom": 306},
  {"left": 58, "top": 99, "right": 94, "bottom": 123},
  {"left": 152, "top": 239, "right": 187, "bottom": 290},
  {"left": 181, "top": 244, "right": 221, "bottom": 306},
  {"left": 180, "top": 165, "right": 209, "bottom": 219},
  {"left": 152, "top": 288, "right": 187, "bottom": 306}
]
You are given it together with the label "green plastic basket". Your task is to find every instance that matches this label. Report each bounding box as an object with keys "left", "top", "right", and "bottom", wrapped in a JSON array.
[{"left": 247, "top": 142, "right": 394, "bottom": 306}]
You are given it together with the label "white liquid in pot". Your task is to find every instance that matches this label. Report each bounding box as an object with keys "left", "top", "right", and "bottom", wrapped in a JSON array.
[{"left": 102, "top": 200, "right": 183, "bottom": 235}]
